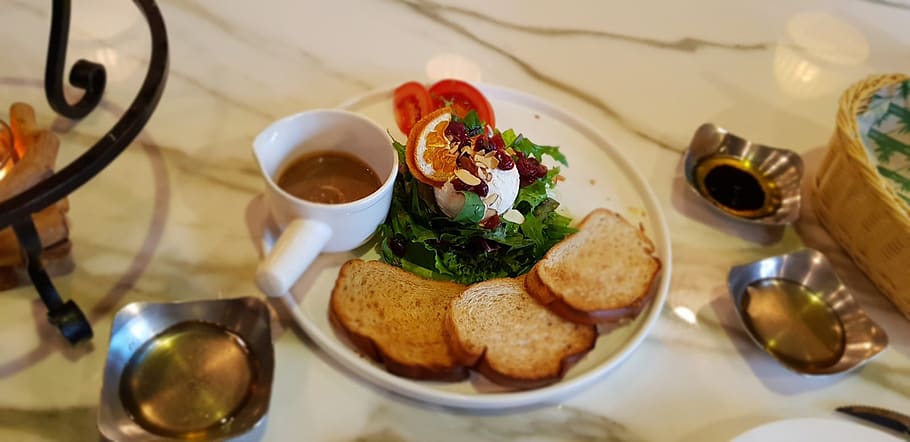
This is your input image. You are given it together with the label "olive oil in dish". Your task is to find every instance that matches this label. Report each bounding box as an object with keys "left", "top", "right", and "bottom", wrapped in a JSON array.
[
  {"left": 119, "top": 321, "right": 260, "bottom": 439},
  {"left": 277, "top": 150, "right": 382, "bottom": 204},
  {"left": 694, "top": 156, "right": 781, "bottom": 219},
  {"left": 740, "top": 278, "right": 846, "bottom": 372}
]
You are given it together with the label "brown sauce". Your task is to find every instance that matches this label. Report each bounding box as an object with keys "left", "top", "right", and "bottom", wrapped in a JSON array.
[{"left": 277, "top": 151, "right": 381, "bottom": 204}]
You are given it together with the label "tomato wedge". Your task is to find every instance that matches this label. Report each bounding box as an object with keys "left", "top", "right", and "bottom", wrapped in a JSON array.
[
  {"left": 428, "top": 79, "right": 495, "bottom": 129},
  {"left": 393, "top": 81, "right": 433, "bottom": 136}
]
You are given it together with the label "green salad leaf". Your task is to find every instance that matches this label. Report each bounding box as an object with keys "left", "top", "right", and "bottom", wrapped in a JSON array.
[
  {"left": 453, "top": 191, "right": 486, "bottom": 223},
  {"left": 378, "top": 115, "right": 575, "bottom": 284},
  {"left": 451, "top": 110, "right": 485, "bottom": 136},
  {"left": 501, "top": 129, "right": 567, "bottom": 166},
  {"left": 515, "top": 167, "right": 561, "bottom": 210}
]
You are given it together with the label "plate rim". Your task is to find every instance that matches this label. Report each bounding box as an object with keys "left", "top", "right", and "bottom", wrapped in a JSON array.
[
  {"left": 731, "top": 417, "right": 904, "bottom": 442},
  {"left": 279, "top": 82, "right": 673, "bottom": 409}
]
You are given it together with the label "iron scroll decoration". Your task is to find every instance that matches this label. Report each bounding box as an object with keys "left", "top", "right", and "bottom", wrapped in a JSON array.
[{"left": 0, "top": 0, "right": 169, "bottom": 343}]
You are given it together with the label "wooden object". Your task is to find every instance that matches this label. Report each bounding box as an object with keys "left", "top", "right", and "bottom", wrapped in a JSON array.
[
  {"left": 0, "top": 103, "right": 72, "bottom": 290},
  {"left": 813, "top": 73, "right": 910, "bottom": 319}
]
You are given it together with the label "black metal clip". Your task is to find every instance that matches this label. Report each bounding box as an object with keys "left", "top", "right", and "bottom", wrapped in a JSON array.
[
  {"left": 44, "top": 0, "right": 106, "bottom": 119},
  {"left": 12, "top": 217, "right": 91, "bottom": 343},
  {"left": 0, "top": 0, "right": 169, "bottom": 343}
]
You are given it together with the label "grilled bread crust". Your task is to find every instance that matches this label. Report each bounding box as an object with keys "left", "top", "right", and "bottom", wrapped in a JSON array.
[
  {"left": 330, "top": 259, "right": 468, "bottom": 381},
  {"left": 525, "top": 208, "right": 661, "bottom": 325}
]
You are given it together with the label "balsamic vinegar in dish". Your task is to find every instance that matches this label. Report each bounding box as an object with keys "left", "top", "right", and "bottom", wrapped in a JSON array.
[{"left": 694, "top": 156, "right": 781, "bottom": 219}]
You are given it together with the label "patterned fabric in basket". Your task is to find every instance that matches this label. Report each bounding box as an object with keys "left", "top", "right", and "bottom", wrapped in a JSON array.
[{"left": 857, "top": 80, "right": 910, "bottom": 210}]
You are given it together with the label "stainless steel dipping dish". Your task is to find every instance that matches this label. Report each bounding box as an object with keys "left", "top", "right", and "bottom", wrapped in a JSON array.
[
  {"left": 684, "top": 123, "right": 804, "bottom": 225},
  {"left": 98, "top": 297, "right": 274, "bottom": 441},
  {"left": 727, "top": 249, "right": 888, "bottom": 376}
]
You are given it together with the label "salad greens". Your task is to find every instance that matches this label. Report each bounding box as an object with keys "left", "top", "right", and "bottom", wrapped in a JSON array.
[{"left": 378, "top": 111, "right": 575, "bottom": 284}]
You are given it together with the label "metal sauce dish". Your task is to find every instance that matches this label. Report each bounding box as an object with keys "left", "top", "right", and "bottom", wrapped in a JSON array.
[
  {"left": 98, "top": 297, "right": 275, "bottom": 441},
  {"left": 728, "top": 249, "right": 888, "bottom": 376},
  {"left": 684, "top": 123, "right": 804, "bottom": 225}
]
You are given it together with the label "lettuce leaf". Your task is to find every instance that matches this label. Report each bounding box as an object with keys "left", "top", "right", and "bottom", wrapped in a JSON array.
[
  {"left": 453, "top": 191, "right": 486, "bottom": 223},
  {"left": 451, "top": 110, "right": 485, "bottom": 136},
  {"left": 378, "top": 131, "right": 574, "bottom": 284},
  {"left": 501, "top": 128, "right": 567, "bottom": 166}
]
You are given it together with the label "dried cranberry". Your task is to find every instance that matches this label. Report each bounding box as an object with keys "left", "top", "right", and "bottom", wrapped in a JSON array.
[
  {"left": 495, "top": 150, "right": 514, "bottom": 170},
  {"left": 490, "top": 133, "right": 506, "bottom": 150},
  {"left": 451, "top": 178, "right": 470, "bottom": 191},
  {"left": 481, "top": 215, "right": 501, "bottom": 229},
  {"left": 471, "top": 180, "right": 489, "bottom": 197},
  {"left": 469, "top": 237, "right": 499, "bottom": 254},
  {"left": 458, "top": 155, "right": 477, "bottom": 174},
  {"left": 453, "top": 177, "right": 487, "bottom": 196},
  {"left": 473, "top": 136, "right": 493, "bottom": 153},
  {"left": 516, "top": 153, "right": 546, "bottom": 186},
  {"left": 445, "top": 121, "right": 470, "bottom": 146},
  {"left": 389, "top": 234, "right": 407, "bottom": 257},
  {"left": 427, "top": 239, "right": 451, "bottom": 251}
]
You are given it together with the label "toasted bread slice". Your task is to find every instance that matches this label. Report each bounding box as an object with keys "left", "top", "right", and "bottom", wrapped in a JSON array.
[
  {"left": 444, "top": 277, "right": 596, "bottom": 389},
  {"left": 526, "top": 208, "right": 661, "bottom": 324},
  {"left": 329, "top": 259, "right": 468, "bottom": 381}
]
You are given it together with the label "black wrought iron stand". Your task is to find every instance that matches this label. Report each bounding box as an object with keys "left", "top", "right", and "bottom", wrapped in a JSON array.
[{"left": 1, "top": 0, "right": 169, "bottom": 343}]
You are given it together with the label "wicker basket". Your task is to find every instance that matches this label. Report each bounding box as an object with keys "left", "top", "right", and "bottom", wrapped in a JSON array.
[{"left": 814, "top": 73, "right": 910, "bottom": 318}]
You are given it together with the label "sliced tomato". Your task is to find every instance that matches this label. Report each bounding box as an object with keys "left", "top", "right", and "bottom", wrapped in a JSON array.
[
  {"left": 428, "top": 79, "right": 495, "bottom": 129},
  {"left": 393, "top": 81, "right": 433, "bottom": 136}
]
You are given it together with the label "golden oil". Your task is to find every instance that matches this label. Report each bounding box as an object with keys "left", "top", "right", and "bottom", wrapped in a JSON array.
[
  {"left": 741, "top": 278, "right": 845, "bottom": 372},
  {"left": 119, "top": 321, "right": 259, "bottom": 439}
]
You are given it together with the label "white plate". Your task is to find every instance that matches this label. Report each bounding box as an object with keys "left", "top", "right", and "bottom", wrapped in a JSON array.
[
  {"left": 266, "top": 84, "right": 672, "bottom": 409},
  {"left": 732, "top": 418, "right": 903, "bottom": 442}
]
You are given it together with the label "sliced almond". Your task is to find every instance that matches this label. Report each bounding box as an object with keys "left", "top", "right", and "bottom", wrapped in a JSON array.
[
  {"left": 482, "top": 169, "right": 492, "bottom": 182},
  {"left": 454, "top": 168, "right": 481, "bottom": 186},
  {"left": 483, "top": 193, "right": 501, "bottom": 206},
  {"left": 502, "top": 209, "right": 525, "bottom": 224},
  {"left": 476, "top": 154, "right": 499, "bottom": 170}
]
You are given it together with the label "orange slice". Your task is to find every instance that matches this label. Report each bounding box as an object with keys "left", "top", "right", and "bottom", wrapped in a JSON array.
[{"left": 405, "top": 108, "right": 458, "bottom": 186}]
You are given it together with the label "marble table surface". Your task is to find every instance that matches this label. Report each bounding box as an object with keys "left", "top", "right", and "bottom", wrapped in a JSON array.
[{"left": 1, "top": 0, "right": 910, "bottom": 441}]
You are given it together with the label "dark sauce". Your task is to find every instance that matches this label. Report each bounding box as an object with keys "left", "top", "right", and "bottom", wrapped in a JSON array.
[
  {"left": 694, "top": 156, "right": 781, "bottom": 219},
  {"left": 703, "top": 165, "right": 766, "bottom": 212}
]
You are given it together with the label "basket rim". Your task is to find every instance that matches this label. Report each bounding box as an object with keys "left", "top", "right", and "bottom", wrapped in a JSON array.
[{"left": 833, "top": 73, "right": 910, "bottom": 217}]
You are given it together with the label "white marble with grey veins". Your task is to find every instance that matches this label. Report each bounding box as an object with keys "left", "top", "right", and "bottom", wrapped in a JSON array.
[{"left": 1, "top": 0, "right": 909, "bottom": 441}]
